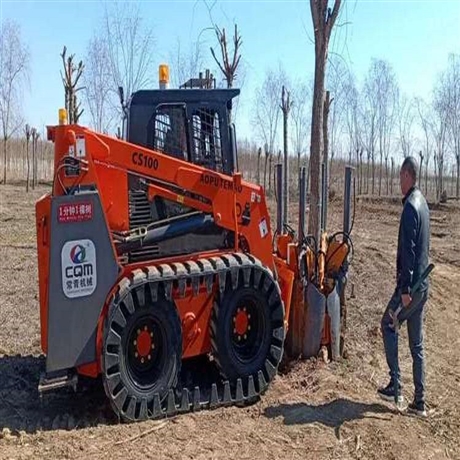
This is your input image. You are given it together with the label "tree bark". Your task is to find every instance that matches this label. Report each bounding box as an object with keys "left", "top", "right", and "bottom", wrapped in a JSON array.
[
  {"left": 366, "top": 152, "right": 370, "bottom": 194},
  {"left": 385, "top": 156, "right": 389, "bottom": 195},
  {"left": 439, "top": 157, "right": 444, "bottom": 199},
  {"left": 456, "top": 153, "right": 459, "bottom": 199},
  {"left": 298, "top": 150, "right": 303, "bottom": 195},
  {"left": 390, "top": 156, "right": 394, "bottom": 195},
  {"left": 2, "top": 139, "right": 7, "bottom": 184},
  {"left": 256, "top": 147, "right": 261, "bottom": 185},
  {"left": 32, "top": 135, "right": 36, "bottom": 189},
  {"left": 418, "top": 151, "right": 423, "bottom": 193},
  {"left": 425, "top": 155, "right": 428, "bottom": 197},
  {"left": 268, "top": 153, "right": 273, "bottom": 194},
  {"left": 26, "top": 137, "right": 30, "bottom": 193},
  {"left": 372, "top": 151, "right": 375, "bottom": 195},
  {"left": 322, "top": 91, "right": 330, "bottom": 226},
  {"left": 308, "top": 0, "right": 341, "bottom": 241},
  {"left": 309, "top": 51, "right": 326, "bottom": 239},
  {"left": 263, "top": 151, "right": 269, "bottom": 191},
  {"left": 355, "top": 148, "right": 359, "bottom": 193}
]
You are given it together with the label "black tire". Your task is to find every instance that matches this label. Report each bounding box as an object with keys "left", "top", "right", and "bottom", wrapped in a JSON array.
[
  {"left": 102, "top": 276, "right": 182, "bottom": 421},
  {"left": 210, "top": 266, "right": 284, "bottom": 389}
]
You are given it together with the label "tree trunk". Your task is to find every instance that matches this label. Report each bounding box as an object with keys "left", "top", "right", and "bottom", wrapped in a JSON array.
[
  {"left": 268, "top": 153, "right": 273, "bottom": 194},
  {"left": 22, "top": 140, "right": 26, "bottom": 176},
  {"left": 434, "top": 153, "right": 438, "bottom": 199},
  {"left": 456, "top": 153, "right": 459, "bottom": 199},
  {"left": 256, "top": 147, "right": 261, "bottom": 185},
  {"left": 32, "top": 137, "right": 36, "bottom": 189},
  {"left": 35, "top": 137, "right": 39, "bottom": 186},
  {"left": 385, "top": 156, "right": 389, "bottom": 195},
  {"left": 418, "top": 151, "right": 423, "bottom": 192},
  {"left": 288, "top": 0, "right": 343, "bottom": 359},
  {"left": 372, "top": 152, "right": 375, "bottom": 195},
  {"left": 26, "top": 138, "right": 30, "bottom": 193},
  {"left": 425, "top": 156, "right": 428, "bottom": 197},
  {"left": 322, "top": 91, "right": 330, "bottom": 228},
  {"left": 308, "top": 47, "right": 326, "bottom": 241},
  {"left": 263, "top": 153, "right": 268, "bottom": 191},
  {"left": 439, "top": 157, "right": 443, "bottom": 200},
  {"left": 297, "top": 151, "right": 301, "bottom": 190},
  {"left": 356, "top": 149, "right": 360, "bottom": 193},
  {"left": 329, "top": 152, "right": 334, "bottom": 195},
  {"left": 390, "top": 157, "right": 394, "bottom": 195},
  {"left": 379, "top": 151, "right": 383, "bottom": 196},
  {"left": 2, "top": 139, "right": 7, "bottom": 185},
  {"left": 366, "top": 154, "right": 370, "bottom": 194}
]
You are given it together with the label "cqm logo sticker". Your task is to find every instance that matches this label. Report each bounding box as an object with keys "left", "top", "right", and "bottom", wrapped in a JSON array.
[{"left": 61, "top": 239, "right": 97, "bottom": 298}]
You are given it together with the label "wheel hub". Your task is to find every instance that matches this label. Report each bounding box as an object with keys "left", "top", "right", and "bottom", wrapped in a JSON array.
[
  {"left": 135, "top": 326, "right": 154, "bottom": 358},
  {"left": 233, "top": 307, "right": 251, "bottom": 339}
]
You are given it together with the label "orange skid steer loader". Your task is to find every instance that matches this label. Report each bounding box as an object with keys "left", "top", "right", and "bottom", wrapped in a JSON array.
[{"left": 35, "top": 67, "right": 352, "bottom": 421}]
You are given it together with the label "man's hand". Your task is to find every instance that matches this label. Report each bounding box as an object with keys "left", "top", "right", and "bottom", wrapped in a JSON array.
[{"left": 401, "top": 293, "right": 412, "bottom": 308}]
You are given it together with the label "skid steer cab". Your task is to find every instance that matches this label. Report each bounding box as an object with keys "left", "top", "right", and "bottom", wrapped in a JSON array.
[{"left": 35, "top": 65, "right": 353, "bottom": 422}]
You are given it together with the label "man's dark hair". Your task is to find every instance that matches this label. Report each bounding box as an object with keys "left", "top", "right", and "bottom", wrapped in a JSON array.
[{"left": 401, "top": 156, "right": 418, "bottom": 182}]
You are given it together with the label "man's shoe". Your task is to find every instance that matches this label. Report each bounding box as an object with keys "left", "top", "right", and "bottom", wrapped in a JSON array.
[
  {"left": 407, "top": 400, "right": 427, "bottom": 417},
  {"left": 377, "top": 382, "right": 403, "bottom": 403}
]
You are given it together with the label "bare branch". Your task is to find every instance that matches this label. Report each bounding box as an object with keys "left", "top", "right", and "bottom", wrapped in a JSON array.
[
  {"left": 103, "top": 0, "right": 155, "bottom": 115},
  {"left": 0, "top": 19, "right": 30, "bottom": 184},
  {"left": 210, "top": 22, "right": 242, "bottom": 89}
]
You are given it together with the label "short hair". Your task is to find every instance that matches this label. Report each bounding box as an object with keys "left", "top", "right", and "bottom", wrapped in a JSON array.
[{"left": 401, "top": 156, "right": 418, "bottom": 183}]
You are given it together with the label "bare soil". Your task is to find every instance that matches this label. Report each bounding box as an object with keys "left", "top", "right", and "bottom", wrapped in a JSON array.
[{"left": 0, "top": 184, "right": 459, "bottom": 460}]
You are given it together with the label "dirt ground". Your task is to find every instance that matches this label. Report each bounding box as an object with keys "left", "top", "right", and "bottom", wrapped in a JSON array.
[{"left": 0, "top": 183, "right": 459, "bottom": 460}]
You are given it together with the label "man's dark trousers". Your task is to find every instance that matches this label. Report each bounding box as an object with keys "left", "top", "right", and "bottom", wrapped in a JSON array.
[{"left": 381, "top": 288, "right": 429, "bottom": 404}]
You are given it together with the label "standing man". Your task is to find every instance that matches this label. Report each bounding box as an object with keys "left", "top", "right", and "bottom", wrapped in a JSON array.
[{"left": 378, "top": 156, "right": 430, "bottom": 417}]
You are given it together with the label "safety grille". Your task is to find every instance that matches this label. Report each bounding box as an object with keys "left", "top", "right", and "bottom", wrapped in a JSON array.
[
  {"left": 153, "top": 105, "right": 187, "bottom": 160},
  {"left": 191, "top": 108, "right": 223, "bottom": 172}
]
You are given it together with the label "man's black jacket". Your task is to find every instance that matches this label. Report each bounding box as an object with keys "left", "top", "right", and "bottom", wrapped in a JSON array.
[{"left": 397, "top": 186, "right": 430, "bottom": 294}]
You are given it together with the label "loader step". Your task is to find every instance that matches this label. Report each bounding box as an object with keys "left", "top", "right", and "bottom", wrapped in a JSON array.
[{"left": 38, "top": 372, "right": 78, "bottom": 393}]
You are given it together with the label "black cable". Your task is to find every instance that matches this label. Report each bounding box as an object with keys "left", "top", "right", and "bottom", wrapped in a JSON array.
[
  {"left": 283, "top": 223, "right": 296, "bottom": 238},
  {"left": 52, "top": 156, "right": 86, "bottom": 196}
]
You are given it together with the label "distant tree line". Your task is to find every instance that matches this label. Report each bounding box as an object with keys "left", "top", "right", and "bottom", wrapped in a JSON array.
[
  {"left": 250, "top": 53, "right": 460, "bottom": 203},
  {"left": 1, "top": 0, "right": 459, "bottom": 205}
]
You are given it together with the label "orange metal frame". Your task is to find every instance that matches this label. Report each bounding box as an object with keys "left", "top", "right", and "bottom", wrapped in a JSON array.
[{"left": 37, "top": 124, "right": 297, "bottom": 377}]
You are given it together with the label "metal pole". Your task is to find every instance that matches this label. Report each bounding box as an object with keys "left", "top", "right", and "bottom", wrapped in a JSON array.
[
  {"left": 276, "top": 163, "right": 284, "bottom": 234},
  {"left": 298, "top": 166, "right": 306, "bottom": 240},
  {"left": 283, "top": 144, "right": 289, "bottom": 229},
  {"left": 343, "top": 166, "right": 353, "bottom": 237}
]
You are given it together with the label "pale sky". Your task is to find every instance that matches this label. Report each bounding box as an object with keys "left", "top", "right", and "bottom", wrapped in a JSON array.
[{"left": 1, "top": 0, "right": 459, "bottom": 144}]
